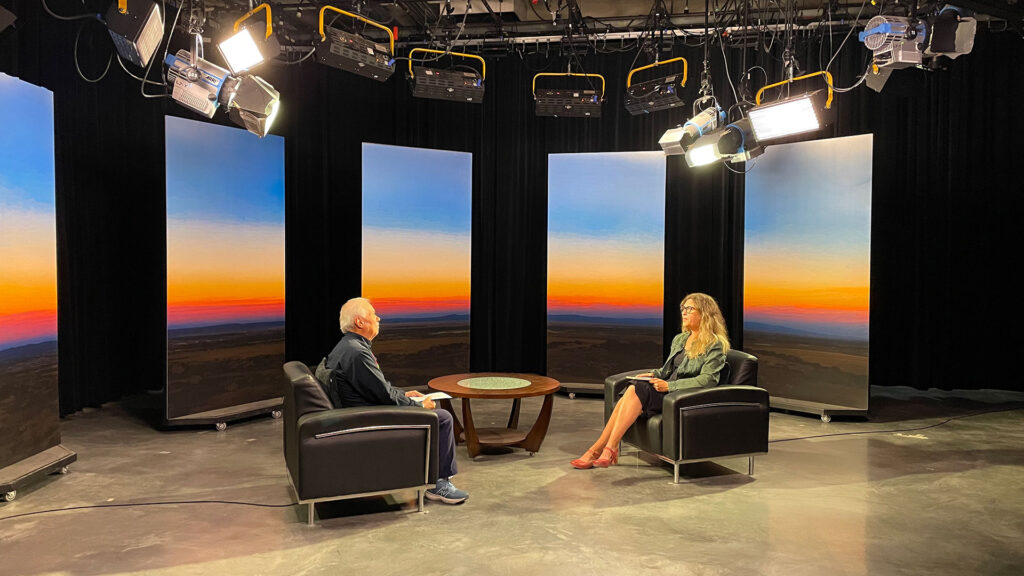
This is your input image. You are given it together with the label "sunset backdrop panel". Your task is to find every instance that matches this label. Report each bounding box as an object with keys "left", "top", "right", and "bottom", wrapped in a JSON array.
[
  {"left": 361, "top": 144, "right": 472, "bottom": 319},
  {"left": 744, "top": 134, "right": 872, "bottom": 342},
  {"left": 0, "top": 73, "right": 57, "bottom": 351},
  {"left": 548, "top": 152, "right": 665, "bottom": 321},
  {"left": 165, "top": 116, "right": 285, "bottom": 329}
]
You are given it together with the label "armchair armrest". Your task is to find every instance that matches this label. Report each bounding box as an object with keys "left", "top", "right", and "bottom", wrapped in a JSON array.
[
  {"left": 661, "top": 385, "right": 769, "bottom": 462},
  {"left": 293, "top": 406, "right": 440, "bottom": 501},
  {"left": 662, "top": 385, "right": 769, "bottom": 412},
  {"left": 297, "top": 405, "right": 438, "bottom": 440},
  {"left": 604, "top": 369, "right": 654, "bottom": 422}
]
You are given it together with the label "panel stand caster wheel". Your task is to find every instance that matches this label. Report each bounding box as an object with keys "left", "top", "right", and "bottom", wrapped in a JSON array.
[
  {"left": 3, "top": 490, "right": 15, "bottom": 502},
  {"left": 271, "top": 410, "right": 282, "bottom": 419},
  {"left": 59, "top": 466, "right": 69, "bottom": 475},
  {"left": 821, "top": 414, "right": 831, "bottom": 423},
  {"left": 568, "top": 392, "right": 576, "bottom": 399},
  {"left": 215, "top": 422, "right": 227, "bottom": 431}
]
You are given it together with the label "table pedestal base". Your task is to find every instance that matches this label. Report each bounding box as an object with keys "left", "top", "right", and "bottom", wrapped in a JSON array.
[{"left": 439, "top": 394, "right": 554, "bottom": 458}]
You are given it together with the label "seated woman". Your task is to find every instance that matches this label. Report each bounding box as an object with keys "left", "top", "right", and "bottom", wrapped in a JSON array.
[{"left": 571, "top": 292, "right": 731, "bottom": 469}]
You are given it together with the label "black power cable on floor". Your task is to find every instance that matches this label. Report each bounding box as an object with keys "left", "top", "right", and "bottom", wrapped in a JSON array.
[
  {"left": 768, "top": 405, "right": 1024, "bottom": 444},
  {"left": 3, "top": 407, "right": 1022, "bottom": 522},
  {"left": 0, "top": 499, "right": 294, "bottom": 523}
]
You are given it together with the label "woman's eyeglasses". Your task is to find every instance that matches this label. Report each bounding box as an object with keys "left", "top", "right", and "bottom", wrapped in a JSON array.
[{"left": 680, "top": 306, "right": 697, "bottom": 314}]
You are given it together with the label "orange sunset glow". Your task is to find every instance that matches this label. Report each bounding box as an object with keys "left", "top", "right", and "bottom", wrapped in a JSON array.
[
  {"left": 548, "top": 235, "right": 663, "bottom": 316},
  {"left": 167, "top": 219, "right": 284, "bottom": 328},
  {"left": 1, "top": 206, "right": 58, "bottom": 348},
  {"left": 362, "top": 228, "right": 471, "bottom": 316}
]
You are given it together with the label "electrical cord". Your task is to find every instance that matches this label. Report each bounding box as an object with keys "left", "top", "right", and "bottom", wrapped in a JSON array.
[
  {"left": 0, "top": 499, "right": 294, "bottom": 523},
  {"left": 769, "top": 405, "right": 1024, "bottom": 444},
  {"left": 823, "top": 0, "right": 872, "bottom": 74},
  {"left": 116, "top": 53, "right": 164, "bottom": 85},
  {"left": 3, "top": 407, "right": 1019, "bottom": 522},
  {"left": 73, "top": 20, "right": 113, "bottom": 83},
  {"left": 40, "top": 0, "right": 98, "bottom": 21},
  {"left": 269, "top": 48, "right": 317, "bottom": 66}
]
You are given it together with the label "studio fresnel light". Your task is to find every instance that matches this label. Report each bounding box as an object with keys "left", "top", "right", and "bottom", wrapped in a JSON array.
[
  {"left": 165, "top": 33, "right": 280, "bottom": 138},
  {"left": 659, "top": 103, "right": 724, "bottom": 156},
  {"left": 684, "top": 118, "right": 762, "bottom": 168}
]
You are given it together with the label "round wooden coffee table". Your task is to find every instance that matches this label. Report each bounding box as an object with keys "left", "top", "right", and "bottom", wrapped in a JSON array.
[{"left": 427, "top": 373, "right": 560, "bottom": 458}]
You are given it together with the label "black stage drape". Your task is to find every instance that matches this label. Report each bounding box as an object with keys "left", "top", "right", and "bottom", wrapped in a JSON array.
[
  {"left": 4, "top": 0, "right": 1023, "bottom": 418},
  {"left": 2, "top": 0, "right": 166, "bottom": 416}
]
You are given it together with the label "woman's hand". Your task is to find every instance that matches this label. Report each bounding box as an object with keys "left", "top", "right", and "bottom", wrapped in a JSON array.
[
  {"left": 650, "top": 378, "right": 669, "bottom": 392},
  {"left": 636, "top": 372, "right": 654, "bottom": 378}
]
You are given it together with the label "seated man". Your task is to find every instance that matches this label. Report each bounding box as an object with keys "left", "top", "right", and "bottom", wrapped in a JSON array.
[{"left": 319, "top": 297, "right": 468, "bottom": 505}]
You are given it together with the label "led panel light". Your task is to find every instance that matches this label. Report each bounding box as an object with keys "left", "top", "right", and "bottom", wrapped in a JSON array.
[
  {"left": 219, "top": 28, "right": 263, "bottom": 73},
  {"left": 748, "top": 90, "right": 831, "bottom": 142},
  {"left": 410, "top": 66, "right": 484, "bottom": 103},
  {"left": 535, "top": 89, "right": 602, "bottom": 118},
  {"left": 105, "top": 0, "right": 163, "bottom": 68},
  {"left": 316, "top": 27, "right": 394, "bottom": 82},
  {"left": 624, "top": 74, "right": 686, "bottom": 115},
  {"left": 218, "top": 26, "right": 279, "bottom": 74}
]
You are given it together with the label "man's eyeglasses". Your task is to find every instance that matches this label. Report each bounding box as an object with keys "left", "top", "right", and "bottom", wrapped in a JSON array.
[{"left": 680, "top": 306, "right": 697, "bottom": 314}]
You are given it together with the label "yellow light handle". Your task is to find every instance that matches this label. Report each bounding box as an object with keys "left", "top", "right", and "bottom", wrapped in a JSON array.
[
  {"left": 626, "top": 57, "right": 687, "bottom": 88},
  {"left": 755, "top": 71, "right": 834, "bottom": 109},
  {"left": 234, "top": 3, "right": 273, "bottom": 39},
  {"left": 319, "top": 6, "right": 395, "bottom": 57},
  {"left": 532, "top": 73, "right": 606, "bottom": 97},
  {"left": 118, "top": 0, "right": 127, "bottom": 14},
  {"left": 407, "top": 48, "right": 486, "bottom": 81}
]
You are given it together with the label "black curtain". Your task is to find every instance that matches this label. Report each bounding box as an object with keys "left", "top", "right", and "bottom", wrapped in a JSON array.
[
  {"left": 280, "top": 44, "right": 741, "bottom": 375},
  {"left": 5, "top": 0, "right": 1023, "bottom": 419},
  {"left": 2, "top": 0, "right": 166, "bottom": 416}
]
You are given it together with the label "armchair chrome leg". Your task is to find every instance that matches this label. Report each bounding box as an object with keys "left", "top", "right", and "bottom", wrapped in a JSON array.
[
  {"left": 673, "top": 462, "right": 680, "bottom": 484},
  {"left": 417, "top": 490, "right": 424, "bottom": 512},
  {"left": 748, "top": 456, "right": 754, "bottom": 475},
  {"left": 308, "top": 503, "right": 315, "bottom": 526}
]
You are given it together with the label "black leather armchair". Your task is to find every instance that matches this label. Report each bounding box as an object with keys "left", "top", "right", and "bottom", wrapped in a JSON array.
[
  {"left": 604, "top": 349, "right": 769, "bottom": 483},
  {"left": 282, "top": 361, "right": 439, "bottom": 525}
]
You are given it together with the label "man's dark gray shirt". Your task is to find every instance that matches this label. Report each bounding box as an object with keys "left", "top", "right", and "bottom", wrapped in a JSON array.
[{"left": 323, "top": 332, "right": 416, "bottom": 408}]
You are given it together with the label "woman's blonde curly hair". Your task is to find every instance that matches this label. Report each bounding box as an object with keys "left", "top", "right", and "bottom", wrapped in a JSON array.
[{"left": 681, "top": 292, "right": 731, "bottom": 358}]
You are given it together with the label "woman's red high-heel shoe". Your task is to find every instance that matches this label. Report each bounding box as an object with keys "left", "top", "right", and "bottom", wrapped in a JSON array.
[
  {"left": 570, "top": 449, "right": 601, "bottom": 469},
  {"left": 593, "top": 445, "right": 619, "bottom": 468}
]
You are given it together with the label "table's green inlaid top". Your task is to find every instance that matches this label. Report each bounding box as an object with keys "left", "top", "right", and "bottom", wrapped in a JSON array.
[{"left": 457, "top": 376, "right": 532, "bottom": 390}]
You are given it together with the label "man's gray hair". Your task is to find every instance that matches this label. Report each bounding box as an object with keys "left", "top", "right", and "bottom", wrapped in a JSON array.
[{"left": 339, "top": 297, "right": 372, "bottom": 333}]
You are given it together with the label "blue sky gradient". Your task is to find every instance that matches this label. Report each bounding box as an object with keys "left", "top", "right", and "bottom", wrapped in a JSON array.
[
  {"left": 0, "top": 73, "right": 55, "bottom": 208},
  {"left": 165, "top": 117, "right": 285, "bottom": 224},
  {"left": 362, "top": 143, "right": 472, "bottom": 233},
  {"left": 548, "top": 152, "right": 665, "bottom": 241}
]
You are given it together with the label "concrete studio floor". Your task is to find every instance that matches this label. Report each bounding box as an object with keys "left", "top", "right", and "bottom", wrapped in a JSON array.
[{"left": 2, "top": 387, "right": 1023, "bottom": 576}]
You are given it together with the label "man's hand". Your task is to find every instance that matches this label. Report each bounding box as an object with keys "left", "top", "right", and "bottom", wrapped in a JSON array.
[
  {"left": 650, "top": 378, "right": 669, "bottom": 392},
  {"left": 405, "top": 390, "right": 424, "bottom": 397},
  {"left": 422, "top": 397, "right": 436, "bottom": 410},
  {"left": 636, "top": 372, "right": 654, "bottom": 378}
]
